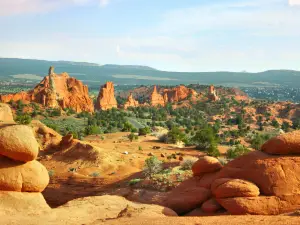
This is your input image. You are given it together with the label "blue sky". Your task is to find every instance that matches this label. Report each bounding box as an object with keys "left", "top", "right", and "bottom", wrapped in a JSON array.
[{"left": 0, "top": 0, "right": 300, "bottom": 72}]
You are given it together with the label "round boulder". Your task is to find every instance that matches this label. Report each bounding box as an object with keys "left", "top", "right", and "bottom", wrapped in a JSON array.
[
  {"left": 192, "top": 156, "right": 223, "bottom": 176},
  {"left": 0, "top": 125, "right": 39, "bottom": 162},
  {"left": 201, "top": 198, "right": 222, "bottom": 213},
  {"left": 0, "top": 104, "right": 14, "bottom": 122},
  {"left": 213, "top": 179, "right": 260, "bottom": 199},
  {"left": 0, "top": 156, "right": 49, "bottom": 192},
  {"left": 261, "top": 130, "right": 300, "bottom": 155}
]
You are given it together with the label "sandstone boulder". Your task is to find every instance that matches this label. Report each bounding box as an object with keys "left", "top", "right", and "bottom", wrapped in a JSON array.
[
  {"left": 192, "top": 156, "right": 223, "bottom": 176},
  {"left": 166, "top": 186, "right": 211, "bottom": 214},
  {"left": 261, "top": 130, "right": 300, "bottom": 155},
  {"left": 0, "top": 157, "right": 49, "bottom": 192},
  {"left": 197, "top": 172, "right": 219, "bottom": 189},
  {"left": 212, "top": 179, "right": 260, "bottom": 199},
  {"left": 0, "top": 125, "right": 39, "bottom": 162},
  {"left": 201, "top": 198, "right": 222, "bottom": 213},
  {"left": 217, "top": 196, "right": 300, "bottom": 215},
  {"left": 0, "top": 191, "right": 50, "bottom": 215},
  {"left": 0, "top": 103, "right": 14, "bottom": 122}
]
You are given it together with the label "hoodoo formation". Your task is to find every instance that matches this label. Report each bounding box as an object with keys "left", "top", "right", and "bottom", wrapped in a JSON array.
[
  {"left": 124, "top": 92, "right": 139, "bottom": 109},
  {"left": 150, "top": 86, "right": 166, "bottom": 107},
  {"left": 95, "top": 81, "right": 118, "bottom": 110},
  {"left": 0, "top": 67, "right": 94, "bottom": 113},
  {"left": 208, "top": 85, "right": 219, "bottom": 101}
]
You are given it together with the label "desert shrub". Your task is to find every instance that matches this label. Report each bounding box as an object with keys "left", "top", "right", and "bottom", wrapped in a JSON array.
[
  {"left": 143, "top": 156, "right": 163, "bottom": 177},
  {"left": 165, "top": 127, "right": 186, "bottom": 144},
  {"left": 192, "top": 127, "right": 218, "bottom": 150},
  {"left": 138, "top": 146, "right": 143, "bottom": 151},
  {"left": 90, "top": 172, "right": 100, "bottom": 177},
  {"left": 84, "top": 125, "right": 102, "bottom": 135},
  {"left": 128, "top": 132, "right": 138, "bottom": 142},
  {"left": 128, "top": 178, "right": 142, "bottom": 186},
  {"left": 206, "top": 141, "right": 221, "bottom": 157},
  {"left": 217, "top": 157, "right": 230, "bottom": 166},
  {"left": 15, "top": 114, "right": 32, "bottom": 125},
  {"left": 48, "top": 170, "right": 55, "bottom": 177},
  {"left": 180, "top": 157, "right": 198, "bottom": 170},
  {"left": 250, "top": 133, "right": 273, "bottom": 150},
  {"left": 138, "top": 126, "right": 151, "bottom": 136},
  {"left": 227, "top": 144, "right": 251, "bottom": 159}
]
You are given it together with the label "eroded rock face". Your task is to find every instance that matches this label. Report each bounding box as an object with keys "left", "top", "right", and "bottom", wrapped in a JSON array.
[
  {"left": 150, "top": 86, "right": 165, "bottom": 107},
  {"left": 96, "top": 82, "right": 118, "bottom": 110},
  {"left": 124, "top": 93, "right": 139, "bottom": 109},
  {"left": 0, "top": 104, "right": 14, "bottom": 122},
  {"left": 0, "top": 67, "right": 94, "bottom": 113},
  {"left": 208, "top": 85, "right": 219, "bottom": 101},
  {"left": 163, "top": 85, "right": 198, "bottom": 103}
]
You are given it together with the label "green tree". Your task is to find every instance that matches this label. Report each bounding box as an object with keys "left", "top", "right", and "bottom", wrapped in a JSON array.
[
  {"left": 165, "top": 127, "right": 186, "bottom": 144},
  {"left": 192, "top": 127, "right": 217, "bottom": 150}
]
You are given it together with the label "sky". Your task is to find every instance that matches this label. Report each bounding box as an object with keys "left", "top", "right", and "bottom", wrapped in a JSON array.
[{"left": 0, "top": 0, "right": 300, "bottom": 72}]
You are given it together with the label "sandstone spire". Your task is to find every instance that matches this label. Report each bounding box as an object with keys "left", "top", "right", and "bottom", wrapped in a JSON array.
[
  {"left": 150, "top": 86, "right": 165, "bottom": 107},
  {"left": 208, "top": 85, "right": 219, "bottom": 101},
  {"left": 124, "top": 92, "right": 139, "bottom": 109},
  {"left": 95, "top": 81, "right": 118, "bottom": 110}
]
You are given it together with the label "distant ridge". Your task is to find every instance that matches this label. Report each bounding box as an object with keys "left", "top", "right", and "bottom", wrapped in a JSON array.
[{"left": 1, "top": 58, "right": 300, "bottom": 88}]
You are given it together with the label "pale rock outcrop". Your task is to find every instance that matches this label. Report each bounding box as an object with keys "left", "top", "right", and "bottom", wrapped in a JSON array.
[
  {"left": 0, "top": 125, "right": 39, "bottom": 162},
  {"left": 96, "top": 81, "right": 118, "bottom": 110},
  {"left": 0, "top": 103, "right": 14, "bottom": 122}
]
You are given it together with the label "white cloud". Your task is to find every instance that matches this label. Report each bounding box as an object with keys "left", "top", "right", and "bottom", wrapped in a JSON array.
[
  {"left": 289, "top": 0, "right": 300, "bottom": 6},
  {"left": 0, "top": 0, "right": 110, "bottom": 16}
]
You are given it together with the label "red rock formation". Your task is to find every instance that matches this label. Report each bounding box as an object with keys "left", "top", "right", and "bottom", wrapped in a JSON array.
[
  {"left": 95, "top": 82, "right": 118, "bottom": 110},
  {"left": 0, "top": 67, "right": 94, "bottom": 113},
  {"left": 150, "top": 86, "right": 165, "bottom": 107},
  {"left": 163, "top": 85, "right": 198, "bottom": 103},
  {"left": 124, "top": 93, "right": 139, "bottom": 109},
  {"left": 208, "top": 85, "right": 219, "bottom": 101}
]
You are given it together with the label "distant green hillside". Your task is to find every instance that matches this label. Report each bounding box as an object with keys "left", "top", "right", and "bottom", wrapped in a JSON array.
[{"left": 1, "top": 58, "right": 300, "bottom": 88}]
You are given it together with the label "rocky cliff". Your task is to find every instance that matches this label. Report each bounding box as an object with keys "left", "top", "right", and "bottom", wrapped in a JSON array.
[
  {"left": 124, "top": 93, "right": 139, "bottom": 109},
  {"left": 0, "top": 67, "right": 94, "bottom": 113},
  {"left": 150, "top": 86, "right": 165, "bottom": 107},
  {"left": 163, "top": 85, "right": 198, "bottom": 103},
  {"left": 95, "top": 82, "right": 118, "bottom": 110}
]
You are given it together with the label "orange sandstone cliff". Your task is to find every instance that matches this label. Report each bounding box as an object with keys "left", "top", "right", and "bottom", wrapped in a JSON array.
[
  {"left": 95, "top": 82, "right": 118, "bottom": 110},
  {"left": 163, "top": 85, "right": 198, "bottom": 103},
  {"left": 0, "top": 67, "right": 94, "bottom": 113}
]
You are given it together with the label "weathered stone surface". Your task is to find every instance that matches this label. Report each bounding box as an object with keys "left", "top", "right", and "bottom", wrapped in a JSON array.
[
  {"left": 0, "top": 67, "right": 94, "bottom": 113},
  {"left": 0, "top": 124, "right": 39, "bottom": 162},
  {"left": 217, "top": 196, "right": 300, "bottom": 215},
  {"left": 96, "top": 82, "right": 118, "bottom": 110},
  {"left": 201, "top": 198, "right": 222, "bottom": 213},
  {"left": 261, "top": 130, "right": 300, "bottom": 155},
  {"left": 0, "top": 157, "right": 49, "bottom": 192},
  {"left": 192, "top": 156, "right": 223, "bottom": 176},
  {"left": 197, "top": 172, "right": 219, "bottom": 189},
  {"left": 166, "top": 178, "right": 211, "bottom": 214},
  {"left": 0, "top": 191, "right": 50, "bottom": 215},
  {"left": 163, "top": 85, "right": 198, "bottom": 103},
  {"left": 124, "top": 93, "right": 139, "bottom": 109},
  {"left": 208, "top": 85, "right": 219, "bottom": 101},
  {"left": 0, "top": 104, "right": 14, "bottom": 122},
  {"left": 212, "top": 179, "right": 260, "bottom": 199},
  {"left": 150, "top": 86, "right": 165, "bottom": 107}
]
